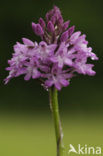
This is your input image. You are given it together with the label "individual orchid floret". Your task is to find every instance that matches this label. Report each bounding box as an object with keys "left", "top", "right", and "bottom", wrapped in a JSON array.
[
  {"left": 44, "top": 65, "right": 72, "bottom": 90},
  {"left": 24, "top": 58, "right": 41, "bottom": 81},
  {"left": 35, "top": 41, "right": 57, "bottom": 62},
  {"left": 50, "top": 42, "right": 72, "bottom": 68}
]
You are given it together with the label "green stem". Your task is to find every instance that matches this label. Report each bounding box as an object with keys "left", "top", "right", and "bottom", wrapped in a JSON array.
[{"left": 49, "top": 87, "right": 64, "bottom": 156}]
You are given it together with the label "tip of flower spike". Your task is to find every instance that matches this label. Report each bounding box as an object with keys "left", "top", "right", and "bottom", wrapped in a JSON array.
[
  {"left": 46, "top": 5, "right": 62, "bottom": 24},
  {"left": 53, "top": 5, "right": 59, "bottom": 9},
  {"left": 53, "top": 5, "right": 61, "bottom": 14}
]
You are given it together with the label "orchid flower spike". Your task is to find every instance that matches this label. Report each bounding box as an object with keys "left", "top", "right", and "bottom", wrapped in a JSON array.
[{"left": 5, "top": 6, "right": 98, "bottom": 91}]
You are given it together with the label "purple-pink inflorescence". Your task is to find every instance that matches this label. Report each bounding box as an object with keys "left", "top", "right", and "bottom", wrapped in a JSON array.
[{"left": 5, "top": 6, "right": 98, "bottom": 90}]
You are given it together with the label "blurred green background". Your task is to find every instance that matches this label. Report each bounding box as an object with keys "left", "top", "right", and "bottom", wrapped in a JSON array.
[{"left": 0, "top": 0, "right": 103, "bottom": 155}]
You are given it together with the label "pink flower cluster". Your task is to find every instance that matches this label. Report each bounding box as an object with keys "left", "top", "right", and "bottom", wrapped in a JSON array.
[{"left": 5, "top": 6, "right": 98, "bottom": 90}]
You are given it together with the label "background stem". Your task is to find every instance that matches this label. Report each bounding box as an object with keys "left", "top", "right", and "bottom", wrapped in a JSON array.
[{"left": 49, "top": 87, "right": 64, "bottom": 156}]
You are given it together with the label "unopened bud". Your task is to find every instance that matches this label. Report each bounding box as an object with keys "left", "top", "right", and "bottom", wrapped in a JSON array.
[
  {"left": 32, "top": 22, "right": 44, "bottom": 36},
  {"left": 47, "top": 21, "right": 55, "bottom": 33},
  {"left": 63, "top": 21, "right": 70, "bottom": 31},
  {"left": 39, "top": 18, "right": 46, "bottom": 28},
  {"left": 60, "top": 31, "right": 69, "bottom": 42},
  {"left": 68, "top": 26, "right": 75, "bottom": 36}
]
